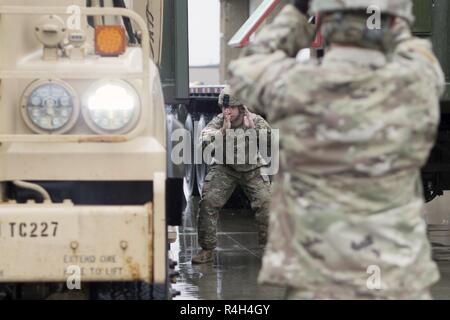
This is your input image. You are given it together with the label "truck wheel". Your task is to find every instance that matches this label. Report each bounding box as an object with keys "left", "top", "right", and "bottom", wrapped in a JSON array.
[
  {"left": 89, "top": 282, "right": 154, "bottom": 300},
  {"left": 166, "top": 113, "right": 176, "bottom": 177},
  {"left": 0, "top": 283, "right": 63, "bottom": 300},
  {"left": 0, "top": 285, "right": 16, "bottom": 300},
  {"left": 196, "top": 115, "right": 208, "bottom": 195},
  {"left": 183, "top": 114, "right": 196, "bottom": 200},
  {"left": 175, "top": 104, "right": 188, "bottom": 126}
]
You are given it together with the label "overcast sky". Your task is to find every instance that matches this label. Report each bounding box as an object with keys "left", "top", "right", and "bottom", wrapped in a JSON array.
[{"left": 188, "top": 0, "right": 220, "bottom": 66}]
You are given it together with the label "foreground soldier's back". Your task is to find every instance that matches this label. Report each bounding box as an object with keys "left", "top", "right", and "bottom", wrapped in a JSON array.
[{"left": 229, "top": 0, "right": 445, "bottom": 299}]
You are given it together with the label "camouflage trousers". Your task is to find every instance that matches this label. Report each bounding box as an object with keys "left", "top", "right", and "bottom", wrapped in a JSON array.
[
  {"left": 198, "top": 165, "right": 271, "bottom": 250},
  {"left": 285, "top": 287, "right": 432, "bottom": 300}
]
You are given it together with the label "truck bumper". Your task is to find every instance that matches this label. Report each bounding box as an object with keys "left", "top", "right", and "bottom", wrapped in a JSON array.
[{"left": 0, "top": 202, "right": 153, "bottom": 283}]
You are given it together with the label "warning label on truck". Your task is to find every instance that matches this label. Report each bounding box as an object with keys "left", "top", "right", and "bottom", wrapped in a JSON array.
[{"left": 63, "top": 254, "right": 124, "bottom": 278}]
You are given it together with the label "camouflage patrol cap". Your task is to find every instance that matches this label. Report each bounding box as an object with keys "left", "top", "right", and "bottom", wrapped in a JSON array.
[
  {"left": 218, "top": 86, "right": 242, "bottom": 107},
  {"left": 311, "top": 0, "right": 415, "bottom": 24}
]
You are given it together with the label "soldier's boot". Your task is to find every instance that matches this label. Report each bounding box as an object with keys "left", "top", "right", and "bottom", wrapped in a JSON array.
[{"left": 192, "top": 249, "right": 214, "bottom": 264}]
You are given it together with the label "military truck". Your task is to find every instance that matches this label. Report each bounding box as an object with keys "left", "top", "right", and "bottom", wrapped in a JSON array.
[{"left": 0, "top": 0, "right": 187, "bottom": 300}]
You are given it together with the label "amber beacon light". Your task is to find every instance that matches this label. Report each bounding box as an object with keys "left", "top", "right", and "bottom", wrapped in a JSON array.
[{"left": 95, "top": 26, "right": 127, "bottom": 56}]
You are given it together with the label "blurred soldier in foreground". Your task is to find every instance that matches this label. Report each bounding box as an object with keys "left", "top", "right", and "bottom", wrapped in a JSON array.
[
  {"left": 229, "top": 0, "right": 445, "bottom": 299},
  {"left": 192, "top": 86, "right": 272, "bottom": 264}
]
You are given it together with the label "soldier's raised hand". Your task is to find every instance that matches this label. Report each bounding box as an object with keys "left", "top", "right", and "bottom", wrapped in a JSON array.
[
  {"left": 243, "top": 106, "right": 256, "bottom": 129},
  {"left": 221, "top": 114, "right": 231, "bottom": 134}
]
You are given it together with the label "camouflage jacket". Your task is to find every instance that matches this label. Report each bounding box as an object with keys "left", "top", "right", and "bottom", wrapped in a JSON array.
[
  {"left": 200, "top": 113, "right": 272, "bottom": 172},
  {"left": 229, "top": 5, "right": 445, "bottom": 296}
]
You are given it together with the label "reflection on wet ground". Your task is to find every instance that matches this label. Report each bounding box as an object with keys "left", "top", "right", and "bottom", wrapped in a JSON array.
[
  {"left": 171, "top": 197, "right": 450, "bottom": 300},
  {"left": 429, "top": 224, "right": 450, "bottom": 299},
  {"left": 170, "top": 196, "right": 285, "bottom": 300}
]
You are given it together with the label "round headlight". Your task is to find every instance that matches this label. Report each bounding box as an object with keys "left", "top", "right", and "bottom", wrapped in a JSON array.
[
  {"left": 83, "top": 80, "right": 141, "bottom": 134},
  {"left": 21, "top": 80, "right": 79, "bottom": 134}
]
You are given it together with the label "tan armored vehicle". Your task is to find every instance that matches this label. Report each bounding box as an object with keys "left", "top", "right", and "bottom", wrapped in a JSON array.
[{"left": 0, "top": 0, "right": 185, "bottom": 299}]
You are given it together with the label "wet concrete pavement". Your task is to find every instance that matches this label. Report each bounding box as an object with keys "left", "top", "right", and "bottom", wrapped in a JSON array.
[
  {"left": 170, "top": 196, "right": 450, "bottom": 300},
  {"left": 426, "top": 195, "right": 450, "bottom": 300},
  {"left": 170, "top": 197, "right": 285, "bottom": 300}
]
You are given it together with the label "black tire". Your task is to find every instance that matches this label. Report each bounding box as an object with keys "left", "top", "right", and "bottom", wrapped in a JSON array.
[
  {"left": 183, "top": 114, "right": 196, "bottom": 200},
  {"left": 166, "top": 113, "right": 176, "bottom": 178},
  {"left": 0, "top": 283, "right": 65, "bottom": 300},
  {"left": 196, "top": 114, "right": 208, "bottom": 195},
  {"left": 175, "top": 104, "right": 188, "bottom": 126},
  {"left": 0, "top": 284, "right": 16, "bottom": 300},
  {"left": 89, "top": 282, "right": 168, "bottom": 300}
]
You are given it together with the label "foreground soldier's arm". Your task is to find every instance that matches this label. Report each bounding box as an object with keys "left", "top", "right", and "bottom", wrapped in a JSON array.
[
  {"left": 391, "top": 19, "right": 445, "bottom": 96},
  {"left": 228, "top": 4, "right": 315, "bottom": 116}
]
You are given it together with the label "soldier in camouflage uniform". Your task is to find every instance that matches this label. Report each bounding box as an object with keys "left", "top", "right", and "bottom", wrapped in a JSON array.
[
  {"left": 192, "top": 86, "right": 272, "bottom": 264},
  {"left": 228, "top": 0, "right": 445, "bottom": 299}
]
